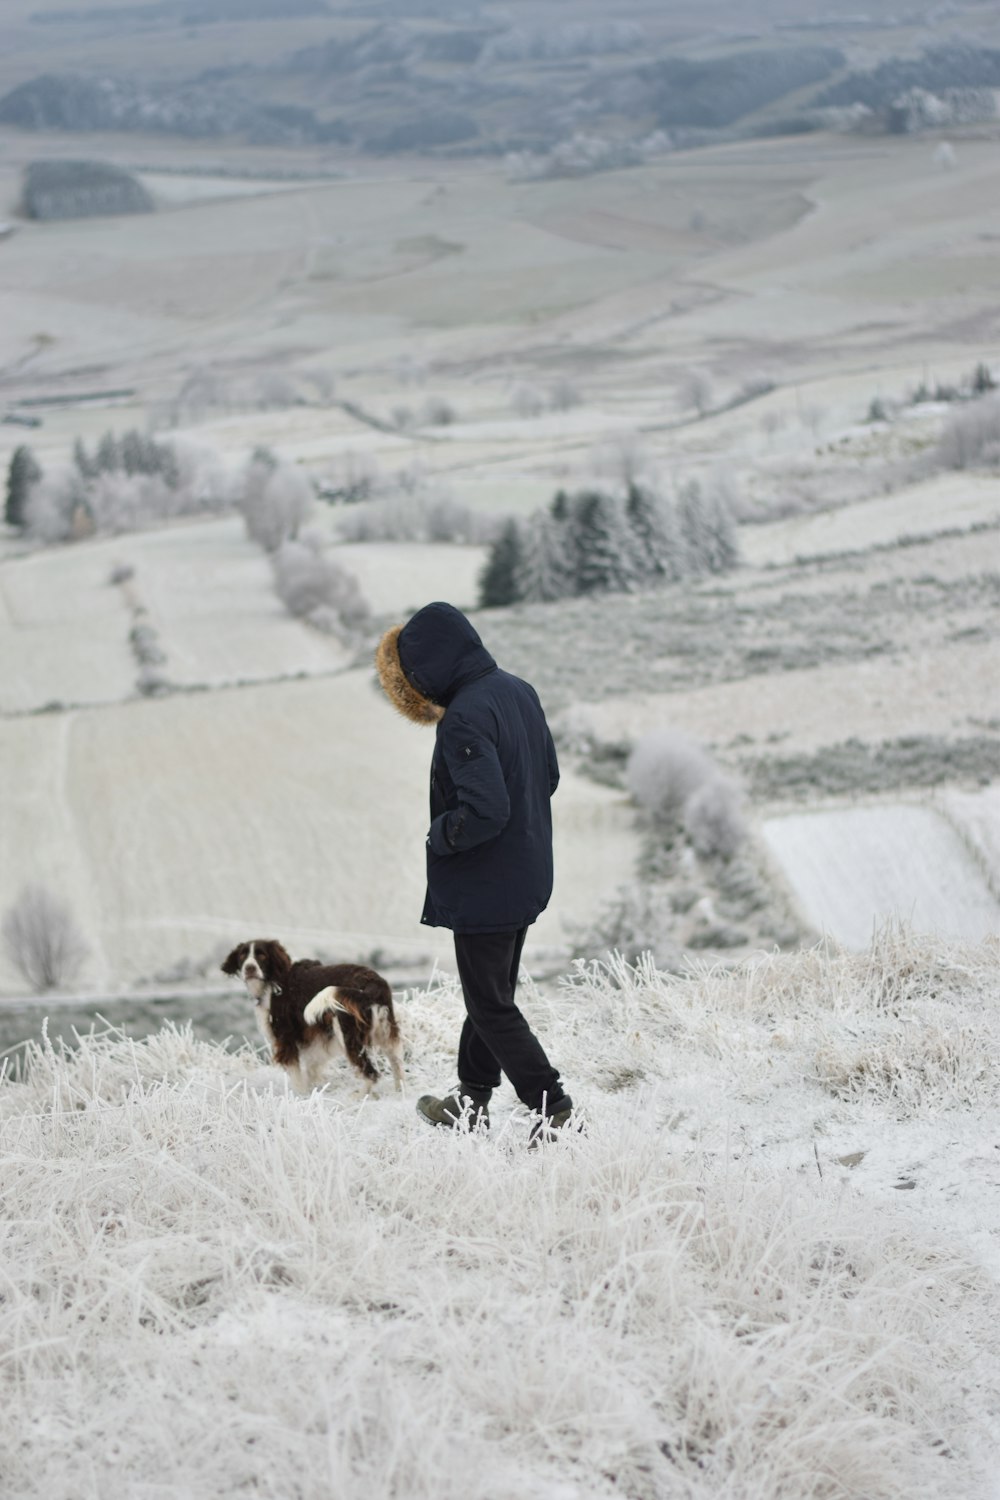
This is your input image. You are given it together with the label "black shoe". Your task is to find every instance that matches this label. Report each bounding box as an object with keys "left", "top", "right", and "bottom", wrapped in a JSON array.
[{"left": 416, "top": 1092, "right": 490, "bottom": 1131}]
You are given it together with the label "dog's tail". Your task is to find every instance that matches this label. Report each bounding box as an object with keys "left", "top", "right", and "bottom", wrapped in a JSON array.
[{"left": 303, "top": 987, "right": 366, "bottom": 1028}]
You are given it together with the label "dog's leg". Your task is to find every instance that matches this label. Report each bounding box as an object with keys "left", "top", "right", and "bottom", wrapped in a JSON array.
[
  {"left": 387, "top": 1037, "right": 405, "bottom": 1094},
  {"left": 286, "top": 1057, "right": 310, "bottom": 1095}
]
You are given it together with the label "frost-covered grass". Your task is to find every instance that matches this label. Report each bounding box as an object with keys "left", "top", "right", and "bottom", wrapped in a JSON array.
[{"left": 3, "top": 930, "right": 998, "bottom": 1499}]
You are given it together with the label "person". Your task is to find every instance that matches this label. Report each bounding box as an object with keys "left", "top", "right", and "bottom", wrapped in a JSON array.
[{"left": 375, "top": 601, "right": 574, "bottom": 1141}]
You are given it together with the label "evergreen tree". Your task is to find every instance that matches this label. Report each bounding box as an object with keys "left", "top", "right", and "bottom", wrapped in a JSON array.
[
  {"left": 72, "top": 437, "right": 98, "bottom": 481},
  {"left": 625, "top": 480, "right": 684, "bottom": 584},
  {"left": 478, "top": 519, "right": 524, "bottom": 607},
  {"left": 570, "top": 489, "right": 639, "bottom": 596},
  {"left": 5, "top": 445, "right": 42, "bottom": 529},
  {"left": 550, "top": 488, "right": 569, "bottom": 522},
  {"left": 95, "top": 431, "right": 121, "bottom": 474},
  {"left": 677, "top": 480, "right": 739, "bottom": 575},
  {"left": 515, "top": 507, "right": 573, "bottom": 603}
]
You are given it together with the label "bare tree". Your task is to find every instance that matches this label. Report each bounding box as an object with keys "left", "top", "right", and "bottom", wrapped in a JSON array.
[
  {"left": 3, "top": 884, "right": 88, "bottom": 992},
  {"left": 680, "top": 370, "right": 713, "bottom": 417}
]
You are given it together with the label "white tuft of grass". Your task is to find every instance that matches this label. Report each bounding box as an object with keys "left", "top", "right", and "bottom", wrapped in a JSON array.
[{"left": 2, "top": 929, "right": 998, "bottom": 1498}]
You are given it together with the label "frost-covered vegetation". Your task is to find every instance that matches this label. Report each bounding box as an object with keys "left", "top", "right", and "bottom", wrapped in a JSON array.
[
  {"left": 235, "top": 448, "right": 371, "bottom": 640},
  {"left": 480, "top": 538, "right": 1000, "bottom": 713},
  {"left": 478, "top": 480, "right": 739, "bottom": 608},
  {"left": 11, "top": 430, "right": 229, "bottom": 543},
  {"left": 21, "top": 159, "right": 154, "bottom": 220},
  {"left": 2, "top": 930, "right": 998, "bottom": 1500},
  {"left": 1, "top": 884, "right": 87, "bottom": 993}
]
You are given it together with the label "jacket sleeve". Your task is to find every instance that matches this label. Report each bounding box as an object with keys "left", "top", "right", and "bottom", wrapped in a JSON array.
[
  {"left": 546, "top": 726, "right": 560, "bottom": 796},
  {"left": 427, "top": 714, "right": 511, "bottom": 856}
]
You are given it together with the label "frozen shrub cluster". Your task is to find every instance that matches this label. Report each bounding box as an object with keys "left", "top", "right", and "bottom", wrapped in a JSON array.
[
  {"left": 319, "top": 450, "right": 382, "bottom": 506},
  {"left": 237, "top": 447, "right": 314, "bottom": 553},
  {"left": 627, "top": 728, "right": 747, "bottom": 858},
  {"left": 107, "top": 562, "right": 171, "bottom": 696},
  {"left": 23, "top": 430, "right": 228, "bottom": 544},
  {"left": 336, "top": 484, "right": 498, "bottom": 546},
  {"left": 271, "top": 540, "right": 370, "bottom": 639},
  {"left": 2, "top": 884, "right": 87, "bottom": 993},
  {"left": 509, "top": 380, "right": 582, "bottom": 417},
  {"left": 936, "top": 394, "right": 1000, "bottom": 470},
  {"left": 419, "top": 396, "right": 457, "bottom": 427}
]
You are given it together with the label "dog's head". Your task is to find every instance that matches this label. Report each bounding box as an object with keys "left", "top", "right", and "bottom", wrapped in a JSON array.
[{"left": 221, "top": 940, "right": 292, "bottom": 996}]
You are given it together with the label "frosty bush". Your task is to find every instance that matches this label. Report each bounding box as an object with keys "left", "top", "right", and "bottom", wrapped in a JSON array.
[
  {"left": 682, "top": 775, "right": 748, "bottom": 859},
  {"left": 510, "top": 383, "right": 546, "bottom": 419},
  {"left": 936, "top": 395, "right": 1000, "bottom": 470},
  {"left": 24, "top": 431, "right": 227, "bottom": 543},
  {"left": 2, "top": 884, "right": 87, "bottom": 992},
  {"left": 628, "top": 729, "right": 748, "bottom": 859},
  {"left": 337, "top": 490, "right": 496, "bottom": 546},
  {"left": 238, "top": 448, "right": 314, "bottom": 553},
  {"left": 419, "top": 396, "right": 457, "bottom": 427},
  {"left": 271, "top": 541, "right": 370, "bottom": 636},
  {"left": 319, "top": 451, "right": 382, "bottom": 506},
  {"left": 627, "top": 729, "right": 717, "bottom": 823}
]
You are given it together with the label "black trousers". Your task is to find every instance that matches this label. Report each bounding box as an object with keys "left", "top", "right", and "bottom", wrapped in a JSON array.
[{"left": 454, "top": 928, "right": 570, "bottom": 1115}]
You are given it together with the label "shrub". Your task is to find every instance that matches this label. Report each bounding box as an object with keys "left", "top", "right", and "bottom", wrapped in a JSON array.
[
  {"left": 238, "top": 450, "right": 314, "bottom": 552},
  {"left": 420, "top": 397, "right": 457, "bottom": 427},
  {"left": 271, "top": 541, "right": 369, "bottom": 635},
  {"left": 626, "top": 729, "right": 717, "bottom": 824},
  {"left": 2, "top": 884, "right": 87, "bottom": 993},
  {"left": 682, "top": 776, "right": 747, "bottom": 859},
  {"left": 937, "top": 395, "right": 1000, "bottom": 470}
]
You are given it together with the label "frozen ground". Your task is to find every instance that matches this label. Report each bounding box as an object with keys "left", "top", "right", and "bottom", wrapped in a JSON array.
[{"left": 1, "top": 930, "right": 998, "bottom": 1500}]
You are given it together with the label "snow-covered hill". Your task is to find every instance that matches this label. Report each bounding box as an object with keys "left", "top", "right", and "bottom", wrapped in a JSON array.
[{"left": 2, "top": 931, "right": 998, "bottom": 1499}]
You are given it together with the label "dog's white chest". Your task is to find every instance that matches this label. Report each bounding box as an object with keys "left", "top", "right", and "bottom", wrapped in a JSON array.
[{"left": 255, "top": 1000, "right": 277, "bottom": 1053}]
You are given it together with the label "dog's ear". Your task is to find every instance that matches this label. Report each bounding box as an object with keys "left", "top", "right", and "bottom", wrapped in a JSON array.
[
  {"left": 264, "top": 941, "right": 292, "bottom": 983},
  {"left": 221, "top": 943, "right": 247, "bottom": 976}
]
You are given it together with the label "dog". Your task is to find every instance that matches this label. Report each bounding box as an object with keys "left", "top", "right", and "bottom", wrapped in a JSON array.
[{"left": 221, "top": 939, "right": 403, "bottom": 1096}]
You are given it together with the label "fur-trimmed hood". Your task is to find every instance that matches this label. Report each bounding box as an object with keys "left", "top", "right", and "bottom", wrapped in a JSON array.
[{"left": 375, "top": 602, "right": 496, "bottom": 725}]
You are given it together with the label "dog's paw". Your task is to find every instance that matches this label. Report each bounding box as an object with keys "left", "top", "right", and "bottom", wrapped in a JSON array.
[{"left": 303, "top": 987, "right": 336, "bottom": 1027}]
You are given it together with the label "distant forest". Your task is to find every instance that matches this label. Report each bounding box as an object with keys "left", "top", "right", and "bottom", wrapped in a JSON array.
[{"left": 2, "top": 9, "right": 998, "bottom": 157}]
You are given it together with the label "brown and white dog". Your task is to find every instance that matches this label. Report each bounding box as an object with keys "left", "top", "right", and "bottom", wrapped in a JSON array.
[{"left": 221, "top": 939, "right": 403, "bottom": 1096}]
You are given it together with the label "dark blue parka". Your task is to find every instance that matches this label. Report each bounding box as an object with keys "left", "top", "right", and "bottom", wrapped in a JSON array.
[{"left": 393, "top": 603, "right": 559, "bottom": 935}]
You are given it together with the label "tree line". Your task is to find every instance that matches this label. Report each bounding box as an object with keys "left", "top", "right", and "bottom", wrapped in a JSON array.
[{"left": 478, "top": 479, "right": 739, "bottom": 608}]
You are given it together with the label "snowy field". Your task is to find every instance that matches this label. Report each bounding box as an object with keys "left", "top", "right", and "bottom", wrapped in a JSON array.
[
  {"left": 2, "top": 930, "right": 998, "bottom": 1499},
  {"left": 739, "top": 472, "right": 1000, "bottom": 569},
  {"left": 0, "top": 666, "right": 638, "bottom": 990},
  {"left": 762, "top": 801, "right": 1000, "bottom": 950}
]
